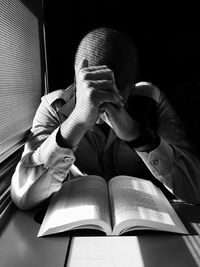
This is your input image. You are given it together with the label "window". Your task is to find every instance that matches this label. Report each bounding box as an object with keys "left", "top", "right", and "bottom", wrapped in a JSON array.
[{"left": 0, "top": 0, "right": 47, "bottom": 228}]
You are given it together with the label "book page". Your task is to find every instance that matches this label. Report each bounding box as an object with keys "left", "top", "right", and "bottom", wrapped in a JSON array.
[
  {"left": 108, "top": 176, "right": 188, "bottom": 235},
  {"left": 38, "top": 175, "right": 112, "bottom": 237}
]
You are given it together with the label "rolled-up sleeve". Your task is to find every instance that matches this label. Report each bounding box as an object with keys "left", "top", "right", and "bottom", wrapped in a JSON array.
[
  {"left": 11, "top": 95, "right": 75, "bottom": 210},
  {"left": 136, "top": 88, "right": 200, "bottom": 203}
]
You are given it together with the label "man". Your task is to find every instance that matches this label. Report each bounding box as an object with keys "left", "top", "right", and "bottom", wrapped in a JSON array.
[{"left": 11, "top": 27, "right": 200, "bottom": 210}]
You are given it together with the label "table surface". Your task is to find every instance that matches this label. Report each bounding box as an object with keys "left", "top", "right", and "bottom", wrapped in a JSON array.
[{"left": 1, "top": 201, "right": 200, "bottom": 267}]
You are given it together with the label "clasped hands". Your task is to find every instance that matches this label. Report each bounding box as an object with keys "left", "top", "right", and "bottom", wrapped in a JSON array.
[{"left": 74, "top": 59, "right": 140, "bottom": 142}]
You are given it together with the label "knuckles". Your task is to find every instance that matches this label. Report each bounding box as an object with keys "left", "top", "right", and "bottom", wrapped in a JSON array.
[
  {"left": 76, "top": 65, "right": 119, "bottom": 107},
  {"left": 78, "top": 66, "right": 114, "bottom": 82}
]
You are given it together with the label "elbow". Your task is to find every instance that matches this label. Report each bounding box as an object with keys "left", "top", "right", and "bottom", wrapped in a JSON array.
[
  {"left": 10, "top": 168, "right": 28, "bottom": 210},
  {"left": 11, "top": 191, "right": 28, "bottom": 211},
  {"left": 10, "top": 166, "right": 55, "bottom": 211},
  {"left": 10, "top": 185, "right": 46, "bottom": 211},
  {"left": 10, "top": 166, "right": 41, "bottom": 211},
  {"left": 10, "top": 184, "right": 34, "bottom": 211}
]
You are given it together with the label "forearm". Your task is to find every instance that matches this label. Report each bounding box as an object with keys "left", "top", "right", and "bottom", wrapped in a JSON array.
[
  {"left": 10, "top": 88, "right": 90, "bottom": 209},
  {"left": 57, "top": 109, "right": 89, "bottom": 149},
  {"left": 102, "top": 104, "right": 141, "bottom": 142},
  {"left": 129, "top": 82, "right": 200, "bottom": 202},
  {"left": 11, "top": 151, "right": 75, "bottom": 210},
  {"left": 11, "top": 127, "right": 76, "bottom": 210},
  {"left": 11, "top": 163, "right": 59, "bottom": 210}
]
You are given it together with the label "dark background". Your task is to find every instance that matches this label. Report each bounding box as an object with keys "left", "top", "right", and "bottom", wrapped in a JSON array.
[{"left": 43, "top": 1, "right": 200, "bottom": 98}]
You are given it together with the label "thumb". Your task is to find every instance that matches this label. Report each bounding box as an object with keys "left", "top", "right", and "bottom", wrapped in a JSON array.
[
  {"left": 103, "top": 103, "right": 117, "bottom": 117},
  {"left": 77, "top": 58, "right": 88, "bottom": 73}
]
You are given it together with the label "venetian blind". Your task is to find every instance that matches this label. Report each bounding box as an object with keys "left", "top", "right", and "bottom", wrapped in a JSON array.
[{"left": 0, "top": 0, "right": 43, "bottom": 162}]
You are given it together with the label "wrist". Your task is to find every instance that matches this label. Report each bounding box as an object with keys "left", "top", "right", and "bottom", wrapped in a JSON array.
[
  {"left": 58, "top": 110, "right": 89, "bottom": 148},
  {"left": 71, "top": 108, "right": 93, "bottom": 128},
  {"left": 72, "top": 106, "right": 98, "bottom": 128},
  {"left": 122, "top": 120, "right": 141, "bottom": 142},
  {"left": 126, "top": 128, "right": 160, "bottom": 152}
]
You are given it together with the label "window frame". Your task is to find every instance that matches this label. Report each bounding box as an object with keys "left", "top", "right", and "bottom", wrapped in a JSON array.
[{"left": 0, "top": 0, "right": 49, "bottom": 231}]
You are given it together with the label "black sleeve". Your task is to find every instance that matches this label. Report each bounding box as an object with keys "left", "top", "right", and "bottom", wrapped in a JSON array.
[{"left": 126, "top": 95, "right": 160, "bottom": 152}]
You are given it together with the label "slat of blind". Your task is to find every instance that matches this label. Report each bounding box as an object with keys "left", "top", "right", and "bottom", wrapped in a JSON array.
[
  {"left": 0, "top": 0, "right": 44, "bottom": 225},
  {"left": 0, "top": 131, "right": 28, "bottom": 157},
  {"left": 0, "top": 199, "right": 15, "bottom": 232},
  {"left": 0, "top": 189, "right": 11, "bottom": 214},
  {"left": 0, "top": 0, "right": 42, "bottom": 150}
]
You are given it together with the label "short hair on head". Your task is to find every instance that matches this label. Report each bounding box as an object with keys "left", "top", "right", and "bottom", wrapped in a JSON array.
[{"left": 75, "top": 27, "right": 138, "bottom": 91}]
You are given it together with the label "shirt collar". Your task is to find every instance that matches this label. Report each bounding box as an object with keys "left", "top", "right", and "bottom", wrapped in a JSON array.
[
  {"left": 90, "top": 124, "right": 117, "bottom": 149},
  {"left": 57, "top": 96, "right": 76, "bottom": 118}
]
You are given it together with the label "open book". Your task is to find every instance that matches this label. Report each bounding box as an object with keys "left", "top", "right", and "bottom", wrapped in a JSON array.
[{"left": 38, "top": 175, "right": 188, "bottom": 237}]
